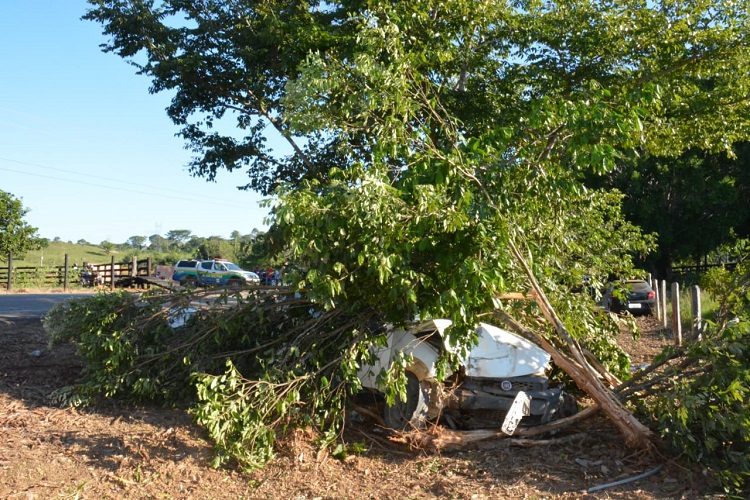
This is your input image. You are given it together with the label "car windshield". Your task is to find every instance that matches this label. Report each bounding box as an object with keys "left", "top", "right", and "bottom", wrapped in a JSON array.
[
  {"left": 224, "top": 262, "right": 242, "bottom": 271},
  {"left": 627, "top": 281, "right": 651, "bottom": 292}
]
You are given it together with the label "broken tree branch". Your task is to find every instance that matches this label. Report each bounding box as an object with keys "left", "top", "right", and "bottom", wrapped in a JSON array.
[{"left": 506, "top": 238, "right": 656, "bottom": 451}]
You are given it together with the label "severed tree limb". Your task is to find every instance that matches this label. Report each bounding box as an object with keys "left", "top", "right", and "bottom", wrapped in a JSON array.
[
  {"left": 582, "top": 347, "right": 622, "bottom": 388},
  {"left": 505, "top": 239, "right": 655, "bottom": 451},
  {"left": 514, "top": 405, "right": 600, "bottom": 438},
  {"left": 389, "top": 426, "right": 582, "bottom": 453}
]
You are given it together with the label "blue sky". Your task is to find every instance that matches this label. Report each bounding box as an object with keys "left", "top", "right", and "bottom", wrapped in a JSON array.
[{"left": 0, "top": 1, "right": 271, "bottom": 244}]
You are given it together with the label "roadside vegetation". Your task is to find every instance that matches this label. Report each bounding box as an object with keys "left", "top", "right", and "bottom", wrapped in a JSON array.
[
  {"left": 2, "top": 0, "right": 749, "bottom": 496},
  {"left": 6, "top": 231, "right": 280, "bottom": 277}
]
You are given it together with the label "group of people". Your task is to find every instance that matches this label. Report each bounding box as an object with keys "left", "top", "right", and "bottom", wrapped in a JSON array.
[
  {"left": 253, "top": 266, "right": 282, "bottom": 286},
  {"left": 72, "top": 263, "right": 104, "bottom": 287}
]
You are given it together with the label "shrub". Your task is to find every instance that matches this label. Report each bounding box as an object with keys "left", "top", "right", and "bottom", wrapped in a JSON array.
[
  {"left": 44, "top": 291, "right": 191, "bottom": 403},
  {"left": 629, "top": 263, "right": 750, "bottom": 494},
  {"left": 43, "top": 289, "right": 373, "bottom": 470}
]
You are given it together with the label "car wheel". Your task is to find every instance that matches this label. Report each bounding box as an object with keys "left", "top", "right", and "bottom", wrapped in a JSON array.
[
  {"left": 183, "top": 276, "right": 198, "bottom": 288},
  {"left": 383, "top": 371, "right": 429, "bottom": 431},
  {"left": 559, "top": 392, "right": 579, "bottom": 418},
  {"left": 228, "top": 277, "right": 243, "bottom": 288}
]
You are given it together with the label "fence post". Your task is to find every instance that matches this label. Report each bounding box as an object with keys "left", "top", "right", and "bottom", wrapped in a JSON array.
[
  {"left": 691, "top": 285, "right": 703, "bottom": 341},
  {"left": 646, "top": 273, "right": 652, "bottom": 287},
  {"left": 7, "top": 252, "right": 12, "bottom": 291},
  {"left": 110, "top": 256, "right": 116, "bottom": 290},
  {"left": 64, "top": 254, "right": 69, "bottom": 292},
  {"left": 653, "top": 279, "right": 661, "bottom": 321},
  {"left": 131, "top": 256, "right": 137, "bottom": 278},
  {"left": 660, "top": 281, "right": 668, "bottom": 329},
  {"left": 671, "top": 282, "right": 682, "bottom": 346}
]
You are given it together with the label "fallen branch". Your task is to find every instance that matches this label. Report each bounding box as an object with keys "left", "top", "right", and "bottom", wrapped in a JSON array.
[
  {"left": 587, "top": 465, "right": 663, "bottom": 493},
  {"left": 582, "top": 347, "right": 622, "bottom": 387},
  {"left": 506, "top": 239, "right": 655, "bottom": 451},
  {"left": 390, "top": 425, "right": 593, "bottom": 453},
  {"left": 514, "top": 405, "right": 599, "bottom": 438},
  {"left": 390, "top": 427, "right": 497, "bottom": 452}
]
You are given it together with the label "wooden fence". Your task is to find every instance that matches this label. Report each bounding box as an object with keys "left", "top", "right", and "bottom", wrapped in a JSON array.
[
  {"left": 672, "top": 262, "right": 738, "bottom": 276},
  {"left": 2, "top": 252, "right": 153, "bottom": 291}
]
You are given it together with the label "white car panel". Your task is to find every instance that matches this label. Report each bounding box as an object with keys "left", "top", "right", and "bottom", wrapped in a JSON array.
[{"left": 359, "top": 320, "right": 551, "bottom": 389}]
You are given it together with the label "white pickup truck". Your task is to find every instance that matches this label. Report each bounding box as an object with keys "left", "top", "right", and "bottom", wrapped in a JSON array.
[{"left": 172, "top": 259, "right": 260, "bottom": 287}]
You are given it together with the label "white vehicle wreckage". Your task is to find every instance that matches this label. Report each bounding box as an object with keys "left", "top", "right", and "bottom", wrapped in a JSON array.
[{"left": 358, "top": 319, "right": 577, "bottom": 433}]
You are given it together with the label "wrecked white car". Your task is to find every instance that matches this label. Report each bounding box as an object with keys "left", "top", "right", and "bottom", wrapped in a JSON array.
[{"left": 358, "top": 319, "right": 576, "bottom": 433}]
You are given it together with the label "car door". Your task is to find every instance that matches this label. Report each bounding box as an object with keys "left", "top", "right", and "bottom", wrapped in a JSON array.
[
  {"left": 198, "top": 261, "right": 219, "bottom": 285},
  {"left": 214, "top": 262, "right": 231, "bottom": 284}
]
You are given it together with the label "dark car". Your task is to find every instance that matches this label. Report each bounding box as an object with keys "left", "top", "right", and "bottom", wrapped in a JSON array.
[{"left": 607, "top": 279, "right": 656, "bottom": 315}]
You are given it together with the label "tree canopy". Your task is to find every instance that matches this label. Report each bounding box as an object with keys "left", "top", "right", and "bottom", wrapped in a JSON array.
[
  {"left": 84, "top": 1, "right": 750, "bottom": 293},
  {"left": 85, "top": 0, "right": 750, "bottom": 424},
  {"left": 82, "top": 0, "right": 750, "bottom": 485},
  {"left": 588, "top": 143, "right": 750, "bottom": 277},
  {"left": 84, "top": 0, "right": 749, "bottom": 190},
  {"left": 0, "top": 190, "right": 44, "bottom": 259}
]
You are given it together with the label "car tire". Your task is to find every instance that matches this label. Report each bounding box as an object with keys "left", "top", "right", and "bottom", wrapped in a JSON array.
[
  {"left": 609, "top": 300, "right": 622, "bottom": 314},
  {"left": 559, "top": 392, "right": 579, "bottom": 418},
  {"left": 228, "top": 277, "right": 243, "bottom": 288},
  {"left": 183, "top": 276, "right": 198, "bottom": 288},
  {"left": 383, "top": 371, "right": 429, "bottom": 431}
]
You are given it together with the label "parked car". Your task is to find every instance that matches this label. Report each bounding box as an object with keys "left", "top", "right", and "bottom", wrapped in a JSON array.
[
  {"left": 172, "top": 259, "right": 260, "bottom": 287},
  {"left": 358, "top": 319, "right": 576, "bottom": 432},
  {"left": 606, "top": 279, "right": 656, "bottom": 315}
]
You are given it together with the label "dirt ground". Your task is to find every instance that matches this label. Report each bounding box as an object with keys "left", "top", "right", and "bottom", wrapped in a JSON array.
[{"left": 0, "top": 308, "right": 721, "bottom": 499}]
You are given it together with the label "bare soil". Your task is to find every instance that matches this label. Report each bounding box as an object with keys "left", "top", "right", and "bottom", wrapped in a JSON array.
[{"left": 0, "top": 312, "right": 720, "bottom": 499}]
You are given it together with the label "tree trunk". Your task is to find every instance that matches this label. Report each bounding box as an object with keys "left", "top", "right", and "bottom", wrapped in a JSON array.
[{"left": 508, "top": 240, "right": 655, "bottom": 451}]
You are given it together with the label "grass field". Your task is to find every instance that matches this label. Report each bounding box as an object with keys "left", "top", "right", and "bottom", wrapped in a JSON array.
[
  {"left": 4, "top": 241, "right": 144, "bottom": 268},
  {"left": 0, "top": 242, "right": 166, "bottom": 290}
]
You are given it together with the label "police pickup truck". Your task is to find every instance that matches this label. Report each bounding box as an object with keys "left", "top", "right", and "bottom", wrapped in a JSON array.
[{"left": 172, "top": 259, "right": 260, "bottom": 287}]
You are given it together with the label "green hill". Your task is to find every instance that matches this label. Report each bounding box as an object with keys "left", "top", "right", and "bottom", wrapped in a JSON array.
[{"left": 5, "top": 241, "right": 136, "bottom": 268}]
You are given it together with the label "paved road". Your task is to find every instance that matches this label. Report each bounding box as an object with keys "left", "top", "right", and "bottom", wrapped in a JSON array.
[{"left": 0, "top": 293, "right": 93, "bottom": 317}]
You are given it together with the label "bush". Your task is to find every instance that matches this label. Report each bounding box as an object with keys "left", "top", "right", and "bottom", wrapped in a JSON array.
[
  {"left": 632, "top": 319, "right": 750, "bottom": 494},
  {"left": 44, "top": 291, "right": 191, "bottom": 403},
  {"left": 42, "top": 289, "right": 373, "bottom": 470},
  {"left": 630, "top": 263, "right": 750, "bottom": 494}
]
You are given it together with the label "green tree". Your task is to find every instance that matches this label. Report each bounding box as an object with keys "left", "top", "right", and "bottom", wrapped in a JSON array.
[
  {"left": 196, "top": 236, "right": 233, "bottom": 261},
  {"left": 100, "top": 241, "right": 115, "bottom": 255},
  {"left": 0, "top": 190, "right": 43, "bottom": 259},
  {"left": 85, "top": 0, "right": 750, "bottom": 483},
  {"left": 588, "top": 144, "right": 750, "bottom": 278},
  {"left": 127, "top": 235, "right": 147, "bottom": 250},
  {"left": 148, "top": 234, "right": 166, "bottom": 252},
  {"left": 230, "top": 229, "right": 242, "bottom": 256},
  {"left": 166, "top": 229, "right": 192, "bottom": 249}
]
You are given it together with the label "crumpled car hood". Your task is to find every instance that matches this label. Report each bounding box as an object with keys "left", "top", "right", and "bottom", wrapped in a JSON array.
[{"left": 434, "top": 320, "right": 551, "bottom": 378}]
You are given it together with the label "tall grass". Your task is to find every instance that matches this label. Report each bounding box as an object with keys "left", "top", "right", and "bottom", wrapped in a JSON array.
[
  {"left": 687, "top": 289, "right": 719, "bottom": 324},
  {"left": 664, "top": 284, "right": 719, "bottom": 335}
]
